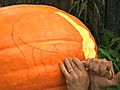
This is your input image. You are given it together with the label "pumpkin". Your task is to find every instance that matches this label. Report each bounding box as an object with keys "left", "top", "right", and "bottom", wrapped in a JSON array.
[{"left": 0, "top": 5, "right": 98, "bottom": 90}]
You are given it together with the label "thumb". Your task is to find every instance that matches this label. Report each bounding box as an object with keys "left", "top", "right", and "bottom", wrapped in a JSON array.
[
  {"left": 107, "top": 72, "right": 120, "bottom": 86},
  {"left": 114, "top": 72, "right": 120, "bottom": 83}
]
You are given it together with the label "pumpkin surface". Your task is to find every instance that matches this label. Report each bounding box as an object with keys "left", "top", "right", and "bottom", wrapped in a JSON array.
[{"left": 0, "top": 5, "right": 97, "bottom": 90}]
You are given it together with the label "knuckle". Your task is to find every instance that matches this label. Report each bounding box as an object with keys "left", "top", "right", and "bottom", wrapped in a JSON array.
[
  {"left": 87, "top": 58, "right": 92, "bottom": 63},
  {"left": 108, "top": 61, "right": 112, "bottom": 65},
  {"left": 94, "top": 58, "right": 98, "bottom": 61},
  {"left": 69, "top": 77, "right": 75, "bottom": 83},
  {"left": 90, "top": 58, "right": 94, "bottom": 62},
  {"left": 70, "top": 74, "right": 79, "bottom": 80},
  {"left": 94, "top": 60, "right": 99, "bottom": 64},
  {"left": 101, "top": 60, "right": 107, "bottom": 64},
  {"left": 74, "top": 75, "right": 79, "bottom": 79},
  {"left": 78, "top": 73, "right": 82, "bottom": 77},
  {"left": 103, "top": 58, "right": 107, "bottom": 62},
  {"left": 94, "top": 60, "right": 98, "bottom": 63}
]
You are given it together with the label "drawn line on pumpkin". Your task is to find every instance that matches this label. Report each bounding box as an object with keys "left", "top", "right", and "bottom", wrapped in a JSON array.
[
  {"left": 10, "top": 13, "right": 62, "bottom": 75},
  {"left": 40, "top": 51, "right": 48, "bottom": 74},
  {"left": 19, "top": 37, "right": 82, "bottom": 61},
  {"left": 16, "top": 39, "right": 82, "bottom": 48},
  {"left": 32, "top": 48, "right": 41, "bottom": 77},
  {"left": 41, "top": 52, "right": 56, "bottom": 73},
  {"left": 52, "top": 43, "right": 84, "bottom": 62},
  {"left": 49, "top": 42, "right": 83, "bottom": 68},
  {"left": 11, "top": 24, "right": 31, "bottom": 81},
  {"left": 19, "top": 37, "right": 60, "bottom": 73},
  {"left": 49, "top": 53, "right": 54, "bottom": 66},
  {"left": 39, "top": 51, "right": 49, "bottom": 74},
  {"left": 67, "top": 49, "right": 78, "bottom": 59},
  {"left": 49, "top": 42, "right": 69, "bottom": 63},
  {"left": 50, "top": 42, "right": 82, "bottom": 59},
  {"left": 15, "top": 35, "right": 83, "bottom": 74},
  {"left": 49, "top": 43, "right": 62, "bottom": 64},
  {"left": 19, "top": 38, "right": 59, "bottom": 53},
  {"left": 19, "top": 37, "right": 62, "bottom": 73},
  {"left": 67, "top": 50, "right": 71, "bottom": 58},
  {"left": 37, "top": 42, "right": 64, "bottom": 73}
]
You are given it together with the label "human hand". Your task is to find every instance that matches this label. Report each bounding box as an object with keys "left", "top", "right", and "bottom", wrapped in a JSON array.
[
  {"left": 59, "top": 58, "right": 89, "bottom": 90},
  {"left": 84, "top": 58, "right": 120, "bottom": 90}
]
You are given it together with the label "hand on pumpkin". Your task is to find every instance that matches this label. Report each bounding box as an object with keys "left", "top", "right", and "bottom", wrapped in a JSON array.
[
  {"left": 59, "top": 58, "right": 89, "bottom": 90},
  {"left": 84, "top": 58, "right": 120, "bottom": 90}
]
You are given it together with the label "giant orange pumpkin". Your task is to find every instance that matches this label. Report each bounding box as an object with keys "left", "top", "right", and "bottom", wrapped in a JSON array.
[{"left": 0, "top": 5, "right": 97, "bottom": 90}]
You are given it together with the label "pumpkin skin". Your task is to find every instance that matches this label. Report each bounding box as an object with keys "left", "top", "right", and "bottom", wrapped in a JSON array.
[{"left": 0, "top": 5, "right": 98, "bottom": 90}]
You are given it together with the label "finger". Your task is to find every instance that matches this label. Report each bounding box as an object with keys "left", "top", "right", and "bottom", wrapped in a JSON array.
[
  {"left": 105, "top": 61, "right": 114, "bottom": 80},
  {"left": 101, "top": 79, "right": 116, "bottom": 87},
  {"left": 69, "top": 58, "right": 80, "bottom": 73},
  {"left": 107, "top": 61, "right": 113, "bottom": 71},
  {"left": 72, "top": 57, "right": 85, "bottom": 71},
  {"left": 89, "top": 59, "right": 95, "bottom": 71},
  {"left": 82, "top": 61, "right": 86, "bottom": 64},
  {"left": 99, "top": 59, "right": 108, "bottom": 76},
  {"left": 84, "top": 58, "right": 93, "bottom": 68},
  {"left": 92, "top": 59, "right": 101, "bottom": 75},
  {"left": 84, "top": 58, "right": 95, "bottom": 71},
  {"left": 104, "top": 72, "right": 120, "bottom": 87},
  {"left": 64, "top": 58, "right": 76, "bottom": 76},
  {"left": 59, "top": 63, "right": 71, "bottom": 78}
]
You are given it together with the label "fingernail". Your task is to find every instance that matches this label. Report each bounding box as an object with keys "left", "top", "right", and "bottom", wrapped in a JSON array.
[
  {"left": 59, "top": 62, "right": 62, "bottom": 65},
  {"left": 65, "top": 58, "right": 68, "bottom": 61},
  {"left": 82, "top": 61, "right": 86, "bottom": 63},
  {"left": 64, "top": 58, "right": 67, "bottom": 60}
]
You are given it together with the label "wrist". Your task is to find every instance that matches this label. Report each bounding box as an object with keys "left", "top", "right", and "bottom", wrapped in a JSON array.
[
  {"left": 90, "top": 87, "right": 106, "bottom": 90},
  {"left": 90, "top": 84, "right": 106, "bottom": 90},
  {"left": 80, "top": 86, "right": 89, "bottom": 90},
  {"left": 81, "top": 88, "right": 88, "bottom": 90}
]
